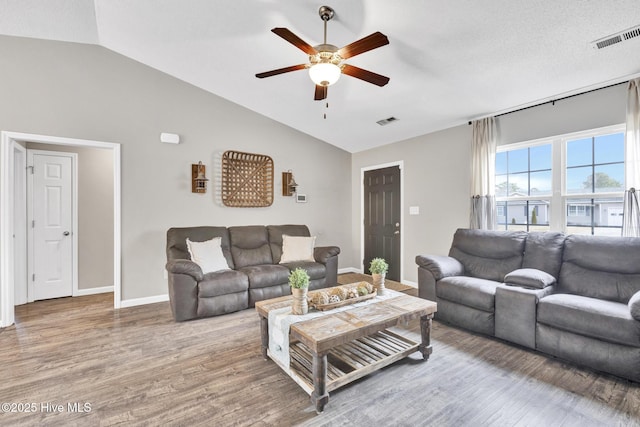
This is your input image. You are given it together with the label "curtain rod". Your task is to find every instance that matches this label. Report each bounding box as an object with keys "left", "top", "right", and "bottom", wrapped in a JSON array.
[{"left": 468, "top": 80, "right": 628, "bottom": 125}]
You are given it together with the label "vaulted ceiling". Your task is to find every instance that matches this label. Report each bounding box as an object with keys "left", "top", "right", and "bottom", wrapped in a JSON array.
[{"left": 1, "top": 1, "right": 640, "bottom": 152}]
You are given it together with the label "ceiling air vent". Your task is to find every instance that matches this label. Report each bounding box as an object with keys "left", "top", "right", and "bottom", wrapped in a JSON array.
[
  {"left": 376, "top": 116, "right": 398, "bottom": 126},
  {"left": 592, "top": 24, "right": 640, "bottom": 49}
]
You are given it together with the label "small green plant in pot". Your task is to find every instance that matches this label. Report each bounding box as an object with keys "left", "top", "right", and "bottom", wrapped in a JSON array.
[
  {"left": 369, "top": 258, "right": 389, "bottom": 295},
  {"left": 289, "top": 267, "right": 310, "bottom": 315}
]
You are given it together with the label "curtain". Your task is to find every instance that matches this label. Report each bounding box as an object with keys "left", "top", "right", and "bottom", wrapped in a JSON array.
[
  {"left": 470, "top": 117, "right": 497, "bottom": 230},
  {"left": 623, "top": 78, "right": 640, "bottom": 237}
]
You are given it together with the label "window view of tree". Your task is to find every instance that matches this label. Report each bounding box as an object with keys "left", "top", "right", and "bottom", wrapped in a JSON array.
[{"left": 582, "top": 172, "right": 623, "bottom": 191}]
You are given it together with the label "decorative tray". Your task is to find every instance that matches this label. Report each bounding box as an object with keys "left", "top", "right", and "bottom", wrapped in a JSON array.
[{"left": 308, "top": 282, "right": 377, "bottom": 311}]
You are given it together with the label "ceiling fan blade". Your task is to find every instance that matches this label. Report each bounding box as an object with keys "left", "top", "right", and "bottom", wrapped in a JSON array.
[
  {"left": 338, "top": 32, "right": 389, "bottom": 59},
  {"left": 314, "top": 85, "right": 327, "bottom": 101},
  {"left": 255, "top": 64, "right": 307, "bottom": 79},
  {"left": 271, "top": 28, "right": 318, "bottom": 55},
  {"left": 341, "top": 64, "right": 390, "bottom": 87}
]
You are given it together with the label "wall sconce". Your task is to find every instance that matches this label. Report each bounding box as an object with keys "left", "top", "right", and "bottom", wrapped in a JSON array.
[
  {"left": 282, "top": 170, "right": 298, "bottom": 196},
  {"left": 192, "top": 161, "right": 209, "bottom": 193}
]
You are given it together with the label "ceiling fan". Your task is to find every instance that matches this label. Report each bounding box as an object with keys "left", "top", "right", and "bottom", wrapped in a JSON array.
[{"left": 255, "top": 5, "right": 390, "bottom": 101}]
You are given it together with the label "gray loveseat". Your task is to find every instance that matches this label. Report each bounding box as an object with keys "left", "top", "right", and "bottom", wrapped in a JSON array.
[
  {"left": 166, "top": 224, "right": 340, "bottom": 321},
  {"left": 416, "top": 228, "right": 640, "bottom": 382}
]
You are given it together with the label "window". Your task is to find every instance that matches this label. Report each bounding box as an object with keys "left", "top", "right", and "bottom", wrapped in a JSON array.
[
  {"left": 496, "top": 125, "right": 625, "bottom": 235},
  {"left": 496, "top": 144, "right": 551, "bottom": 231}
]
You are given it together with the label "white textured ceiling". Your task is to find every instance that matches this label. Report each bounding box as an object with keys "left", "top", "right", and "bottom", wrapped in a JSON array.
[{"left": 1, "top": 0, "right": 640, "bottom": 152}]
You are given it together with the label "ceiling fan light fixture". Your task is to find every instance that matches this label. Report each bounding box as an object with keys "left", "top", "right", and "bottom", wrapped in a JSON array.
[{"left": 309, "top": 63, "right": 341, "bottom": 86}]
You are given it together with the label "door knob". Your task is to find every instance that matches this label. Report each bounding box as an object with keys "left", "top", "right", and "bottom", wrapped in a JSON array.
[
  {"left": 394, "top": 231, "right": 400, "bottom": 234},
  {"left": 63, "top": 231, "right": 70, "bottom": 236}
]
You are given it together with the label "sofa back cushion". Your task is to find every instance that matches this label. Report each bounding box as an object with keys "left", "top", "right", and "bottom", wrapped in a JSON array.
[
  {"left": 267, "top": 225, "right": 311, "bottom": 263},
  {"left": 166, "top": 226, "right": 234, "bottom": 269},
  {"left": 559, "top": 235, "right": 640, "bottom": 303},
  {"left": 449, "top": 228, "right": 527, "bottom": 281},
  {"left": 229, "top": 226, "right": 273, "bottom": 268},
  {"left": 522, "top": 232, "right": 566, "bottom": 278}
]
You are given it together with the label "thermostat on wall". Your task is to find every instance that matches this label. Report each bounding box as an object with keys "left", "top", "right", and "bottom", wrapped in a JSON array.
[
  {"left": 296, "top": 194, "right": 307, "bottom": 203},
  {"left": 160, "top": 132, "right": 180, "bottom": 144}
]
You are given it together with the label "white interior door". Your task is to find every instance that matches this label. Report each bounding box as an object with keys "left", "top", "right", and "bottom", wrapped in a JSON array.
[{"left": 28, "top": 151, "right": 75, "bottom": 301}]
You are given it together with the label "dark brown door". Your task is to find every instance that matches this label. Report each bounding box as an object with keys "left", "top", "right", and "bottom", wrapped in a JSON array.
[{"left": 363, "top": 166, "right": 401, "bottom": 281}]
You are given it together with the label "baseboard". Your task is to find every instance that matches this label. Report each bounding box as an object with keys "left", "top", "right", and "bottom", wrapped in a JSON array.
[
  {"left": 402, "top": 279, "right": 418, "bottom": 288},
  {"left": 338, "top": 267, "right": 363, "bottom": 274},
  {"left": 120, "top": 294, "right": 169, "bottom": 308},
  {"left": 75, "top": 285, "right": 114, "bottom": 296}
]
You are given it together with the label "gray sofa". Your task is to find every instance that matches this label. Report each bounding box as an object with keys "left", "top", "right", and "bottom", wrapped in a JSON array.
[
  {"left": 166, "top": 224, "right": 340, "bottom": 321},
  {"left": 416, "top": 228, "right": 640, "bottom": 382}
]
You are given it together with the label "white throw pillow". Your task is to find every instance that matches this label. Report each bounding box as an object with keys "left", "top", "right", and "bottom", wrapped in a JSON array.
[
  {"left": 186, "top": 237, "right": 230, "bottom": 274},
  {"left": 280, "top": 235, "right": 316, "bottom": 263}
]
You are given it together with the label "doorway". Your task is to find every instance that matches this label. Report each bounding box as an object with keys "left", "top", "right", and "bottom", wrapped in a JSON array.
[
  {"left": 0, "top": 131, "right": 121, "bottom": 328},
  {"left": 27, "top": 150, "right": 76, "bottom": 301},
  {"left": 361, "top": 162, "right": 403, "bottom": 282}
]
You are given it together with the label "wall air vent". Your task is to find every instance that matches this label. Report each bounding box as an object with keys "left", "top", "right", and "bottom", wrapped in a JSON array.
[
  {"left": 592, "top": 24, "right": 640, "bottom": 49},
  {"left": 376, "top": 116, "right": 398, "bottom": 126}
]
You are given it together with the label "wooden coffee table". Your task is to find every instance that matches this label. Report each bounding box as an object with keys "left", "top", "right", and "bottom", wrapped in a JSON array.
[{"left": 255, "top": 288, "right": 437, "bottom": 413}]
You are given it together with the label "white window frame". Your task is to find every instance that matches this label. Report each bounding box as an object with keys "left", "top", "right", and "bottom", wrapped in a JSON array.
[{"left": 497, "top": 123, "right": 625, "bottom": 233}]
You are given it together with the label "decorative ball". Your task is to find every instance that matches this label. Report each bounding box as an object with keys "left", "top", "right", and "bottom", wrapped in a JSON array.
[
  {"left": 346, "top": 288, "right": 358, "bottom": 299},
  {"left": 357, "top": 286, "right": 369, "bottom": 296},
  {"left": 328, "top": 294, "right": 341, "bottom": 304},
  {"left": 312, "top": 291, "right": 330, "bottom": 306},
  {"left": 333, "top": 287, "right": 348, "bottom": 301},
  {"left": 364, "top": 282, "right": 374, "bottom": 293}
]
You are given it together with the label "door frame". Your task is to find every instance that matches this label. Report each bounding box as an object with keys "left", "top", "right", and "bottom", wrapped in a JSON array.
[
  {"left": 27, "top": 149, "right": 78, "bottom": 302},
  {"left": 13, "top": 143, "right": 27, "bottom": 306},
  {"left": 1, "top": 131, "right": 121, "bottom": 327},
  {"left": 360, "top": 161, "right": 404, "bottom": 282}
]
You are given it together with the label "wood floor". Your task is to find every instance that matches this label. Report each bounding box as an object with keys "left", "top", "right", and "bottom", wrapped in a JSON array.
[{"left": 1, "top": 293, "right": 639, "bottom": 426}]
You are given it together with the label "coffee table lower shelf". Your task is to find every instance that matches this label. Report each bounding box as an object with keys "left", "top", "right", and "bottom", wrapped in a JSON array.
[{"left": 283, "top": 329, "right": 418, "bottom": 395}]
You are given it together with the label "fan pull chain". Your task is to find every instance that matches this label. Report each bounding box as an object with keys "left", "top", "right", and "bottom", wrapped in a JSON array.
[{"left": 324, "top": 102, "right": 328, "bottom": 119}]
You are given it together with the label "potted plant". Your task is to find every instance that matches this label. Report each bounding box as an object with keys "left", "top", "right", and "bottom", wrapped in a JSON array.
[
  {"left": 289, "top": 267, "right": 310, "bottom": 315},
  {"left": 369, "top": 257, "right": 389, "bottom": 295}
]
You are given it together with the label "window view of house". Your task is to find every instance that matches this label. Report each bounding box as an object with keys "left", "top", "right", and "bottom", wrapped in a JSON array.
[
  {"left": 565, "top": 132, "right": 625, "bottom": 236},
  {"left": 496, "top": 126, "right": 625, "bottom": 236}
]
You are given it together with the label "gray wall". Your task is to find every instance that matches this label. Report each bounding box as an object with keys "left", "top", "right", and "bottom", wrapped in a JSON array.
[
  {"left": 0, "top": 35, "right": 352, "bottom": 301},
  {"left": 351, "top": 84, "right": 627, "bottom": 283},
  {"left": 26, "top": 143, "right": 114, "bottom": 290}
]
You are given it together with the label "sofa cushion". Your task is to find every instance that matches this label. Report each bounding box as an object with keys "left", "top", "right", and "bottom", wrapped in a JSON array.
[
  {"left": 186, "top": 237, "right": 230, "bottom": 274},
  {"left": 559, "top": 235, "right": 640, "bottom": 303},
  {"left": 229, "top": 226, "right": 273, "bottom": 268},
  {"left": 537, "top": 294, "right": 640, "bottom": 348},
  {"left": 630, "top": 292, "right": 640, "bottom": 321},
  {"left": 448, "top": 229, "right": 527, "bottom": 281},
  {"left": 280, "top": 261, "right": 326, "bottom": 280},
  {"left": 280, "top": 235, "right": 316, "bottom": 263},
  {"left": 437, "top": 276, "right": 498, "bottom": 312},
  {"left": 198, "top": 270, "right": 249, "bottom": 298},
  {"left": 267, "top": 225, "right": 311, "bottom": 263},
  {"left": 167, "top": 226, "right": 234, "bottom": 269},
  {"left": 504, "top": 268, "right": 556, "bottom": 289},
  {"left": 239, "top": 264, "right": 290, "bottom": 289},
  {"left": 522, "top": 232, "right": 565, "bottom": 278}
]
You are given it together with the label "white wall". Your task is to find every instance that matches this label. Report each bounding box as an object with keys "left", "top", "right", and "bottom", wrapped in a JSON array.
[
  {"left": 0, "top": 35, "right": 352, "bottom": 302},
  {"left": 350, "top": 83, "right": 628, "bottom": 283}
]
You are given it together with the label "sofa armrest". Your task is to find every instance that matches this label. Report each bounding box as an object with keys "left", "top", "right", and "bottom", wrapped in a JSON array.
[
  {"left": 629, "top": 291, "right": 640, "bottom": 321},
  {"left": 415, "top": 255, "right": 464, "bottom": 280},
  {"left": 166, "top": 259, "right": 204, "bottom": 281},
  {"left": 314, "top": 246, "right": 341, "bottom": 264}
]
